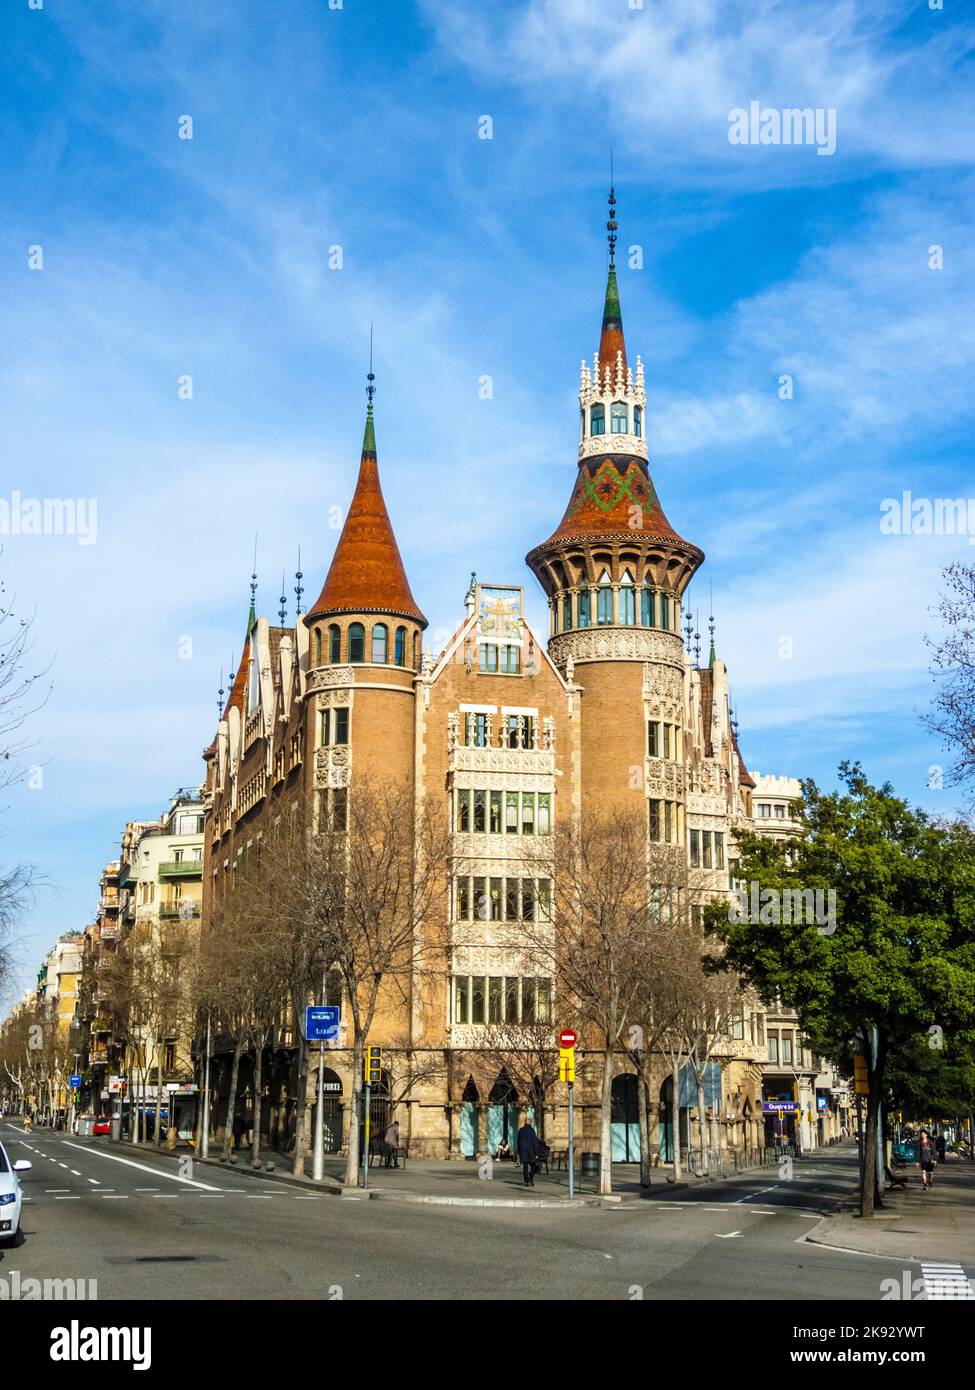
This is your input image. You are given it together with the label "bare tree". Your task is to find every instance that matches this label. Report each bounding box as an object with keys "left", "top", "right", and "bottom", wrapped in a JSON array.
[
  {"left": 926, "top": 561, "right": 975, "bottom": 797},
  {"left": 472, "top": 1019, "right": 563, "bottom": 1143}
]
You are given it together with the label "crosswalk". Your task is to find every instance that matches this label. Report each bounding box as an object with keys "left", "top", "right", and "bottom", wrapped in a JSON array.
[{"left": 921, "top": 1262, "right": 975, "bottom": 1300}]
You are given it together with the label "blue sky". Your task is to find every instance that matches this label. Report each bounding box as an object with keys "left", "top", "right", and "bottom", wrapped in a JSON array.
[{"left": 2, "top": 0, "right": 973, "bottom": 999}]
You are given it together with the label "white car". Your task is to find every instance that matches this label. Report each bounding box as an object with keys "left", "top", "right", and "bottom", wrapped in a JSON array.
[{"left": 0, "top": 1141, "right": 31, "bottom": 1246}]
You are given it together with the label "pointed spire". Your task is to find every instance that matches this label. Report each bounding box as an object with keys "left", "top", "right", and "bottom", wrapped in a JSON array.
[
  {"left": 599, "top": 179, "right": 627, "bottom": 376},
  {"left": 708, "top": 595, "right": 716, "bottom": 669},
  {"left": 305, "top": 360, "right": 426, "bottom": 627}
]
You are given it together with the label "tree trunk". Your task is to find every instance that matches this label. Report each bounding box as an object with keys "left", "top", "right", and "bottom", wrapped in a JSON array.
[
  {"left": 223, "top": 1038, "right": 243, "bottom": 1160},
  {"left": 345, "top": 1036, "right": 364, "bottom": 1187},
  {"left": 598, "top": 1041, "right": 614, "bottom": 1196},
  {"left": 292, "top": 1035, "right": 308, "bottom": 1178},
  {"left": 154, "top": 1045, "right": 164, "bottom": 1148},
  {"left": 696, "top": 1073, "right": 707, "bottom": 1176},
  {"left": 861, "top": 1044, "right": 886, "bottom": 1218},
  {"left": 251, "top": 1036, "right": 263, "bottom": 1168},
  {"left": 671, "top": 1061, "right": 682, "bottom": 1182},
  {"left": 637, "top": 1064, "right": 651, "bottom": 1188}
]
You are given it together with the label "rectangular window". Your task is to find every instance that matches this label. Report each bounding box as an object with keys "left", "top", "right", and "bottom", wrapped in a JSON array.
[
  {"left": 648, "top": 721, "right": 659, "bottom": 758},
  {"left": 489, "top": 791, "right": 502, "bottom": 834},
  {"left": 768, "top": 1034, "right": 779, "bottom": 1064},
  {"left": 489, "top": 977, "right": 503, "bottom": 1024},
  {"left": 731, "top": 1016, "right": 745, "bottom": 1040},
  {"left": 522, "top": 977, "right": 536, "bottom": 1025},
  {"left": 473, "top": 790, "right": 486, "bottom": 833},
  {"left": 454, "top": 977, "right": 469, "bottom": 1025},
  {"left": 537, "top": 979, "right": 552, "bottom": 1024},
  {"left": 457, "top": 878, "right": 470, "bottom": 920},
  {"left": 714, "top": 832, "right": 725, "bottom": 870},
  {"left": 690, "top": 829, "right": 700, "bottom": 867},
  {"left": 663, "top": 723, "right": 674, "bottom": 760},
  {"left": 489, "top": 878, "right": 502, "bottom": 921},
  {"left": 505, "top": 791, "right": 519, "bottom": 835},
  {"left": 505, "top": 879, "right": 519, "bottom": 922},
  {"left": 648, "top": 800, "right": 661, "bottom": 841},
  {"left": 506, "top": 715, "right": 520, "bottom": 748},
  {"left": 781, "top": 1035, "right": 793, "bottom": 1064},
  {"left": 759, "top": 803, "right": 771, "bottom": 817},
  {"left": 521, "top": 792, "right": 535, "bottom": 835},
  {"left": 521, "top": 878, "right": 535, "bottom": 922},
  {"left": 577, "top": 590, "right": 591, "bottom": 628},
  {"left": 320, "top": 709, "right": 330, "bottom": 746},
  {"left": 537, "top": 793, "right": 551, "bottom": 835},
  {"left": 471, "top": 977, "right": 486, "bottom": 1025},
  {"left": 774, "top": 804, "right": 785, "bottom": 819},
  {"left": 619, "top": 586, "right": 635, "bottom": 624},
  {"left": 562, "top": 594, "right": 572, "bottom": 630},
  {"left": 703, "top": 832, "right": 713, "bottom": 869},
  {"left": 597, "top": 586, "right": 613, "bottom": 625},
  {"left": 457, "top": 788, "right": 471, "bottom": 832},
  {"left": 479, "top": 644, "right": 498, "bottom": 673},
  {"left": 334, "top": 708, "right": 349, "bottom": 745},
  {"left": 537, "top": 879, "right": 552, "bottom": 918},
  {"left": 501, "top": 644, "right": 521, "bottom": 673},
  {"left": 522, "top": 716, "right": 535, "bottom": 749},
  {"left": 471, "top": 713, "right": 488, "bottom": 747},
  {"left": 505, "top": 977, "right": 520, "bottom": 1024},
  {"left": 332, "top": 787, "right": 348, "bottom": 832},
  {"left": 641, "top": 587, "right": 655, "bottom": 626},
  {"left": 663, "top": 801, "right": 674, "bottom": 844},
  {"left": 660, "top": 595, "right": 670, "bottom": 630},
  {"left": 474, "top": 877, "right": 488, "bottom": 920}
]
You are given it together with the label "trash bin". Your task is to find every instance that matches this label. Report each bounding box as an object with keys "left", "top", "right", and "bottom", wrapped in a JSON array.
[
  {"left": 79, "top": 1117, "right": 93, "bottom": 1137},
  {"left": 580, "top": 1152, "right": 600, "bottom": 1178},
  {"left": 110, "top": 1117, "right": 121, "bottom": 1142}
]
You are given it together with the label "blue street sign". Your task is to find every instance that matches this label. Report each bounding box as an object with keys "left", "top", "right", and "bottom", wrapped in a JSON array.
[
  {"left": 305, "top": 1005, "right": 340, "bottom": 1042},
  {"left": 69, "top": 1074, "right": 81, "bottom": 1089}
]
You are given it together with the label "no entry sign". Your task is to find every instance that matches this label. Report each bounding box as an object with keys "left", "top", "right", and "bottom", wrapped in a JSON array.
[{"left": 559, "top": 1029, "right": 577, "bottom": 1049}]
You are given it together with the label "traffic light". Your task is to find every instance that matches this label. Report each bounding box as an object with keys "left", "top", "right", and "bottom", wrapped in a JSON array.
[
  {"left": 853, "top": 1055, "right": 869, "bottom": 1096},
  {"left": 364, "top": 1045, "right": 383, "bottom": 1084}
]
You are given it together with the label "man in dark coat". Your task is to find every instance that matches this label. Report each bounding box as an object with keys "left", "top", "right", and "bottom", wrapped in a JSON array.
[{"left": 517, "top": 1121, "right": 539, "bottom": 1188}]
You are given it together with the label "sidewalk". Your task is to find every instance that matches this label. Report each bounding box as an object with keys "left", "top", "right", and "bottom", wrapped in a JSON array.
[{"left": 806, "top": 1156, "right": 975, "bottom": 1263}]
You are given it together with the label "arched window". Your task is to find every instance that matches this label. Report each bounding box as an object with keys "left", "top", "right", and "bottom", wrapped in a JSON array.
[
  {"left": 328, "top": 624, "right": 341, "bottom": 663},
  {"left": 633, "top": 405, "right": 643, "bottom": 438},
  {"left": 596, "top": 570, "right": 614, "bottom": 626},
  {"left": 314, "top": 628, "right": 322, "bottom": 666},
  {"left": 590, "top": 404, "right": 605, "bottom": 436},
  {"left": 641, "top": 584, "right": 655, "bottom": 627},
  {"left": 619, "top": 570, "right": 635, "bottom": 625},
  {"left": 349, "top": 623, "right": 365, "bottom": 663},
  {"left": 394, "top": 626, "right": 406, "bottom": 666},
  {"left": 371, "top": 623, "right": 388, "bottom": 664},
  {"left": 611, "top": 401, "right": 628, "bottom": 434}
]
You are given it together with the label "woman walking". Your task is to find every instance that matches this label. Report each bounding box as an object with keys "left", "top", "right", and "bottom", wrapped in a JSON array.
[{"left": 918, "top": 1129, "right": 937, "bottom": 1191}]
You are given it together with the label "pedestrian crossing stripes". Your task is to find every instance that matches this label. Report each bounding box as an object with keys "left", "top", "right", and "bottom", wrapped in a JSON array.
[{"left": 921, "top": 1262, "right": 974, "bottom": 1300}]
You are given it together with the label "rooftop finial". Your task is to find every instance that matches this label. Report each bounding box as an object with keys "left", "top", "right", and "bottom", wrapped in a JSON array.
[
  {"left": 708, "top": 583, "right": 716, "bottom": 668},
  {"left": 217, "top": 667, "right": 225, "bottom": 716},
  {"left": 693, "top": 611, "right": 702, "bottom": 666},
  {"left": 294, "top": 546, "right": 304, "bottom": 616},
  {"left": 278, "top": 570, "right": 287, "bottom": 626},
  {"left": 607, "top": 153, "right": 617, "bottom": 268},
  {"left": 362, "top": 325, "right": 377, "bottom": 455},
  {"left": 248, "top": 534, "right": 258, "bottom": 629}
]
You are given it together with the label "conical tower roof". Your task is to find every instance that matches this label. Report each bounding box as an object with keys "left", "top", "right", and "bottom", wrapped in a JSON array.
[{"left": 306, "top": 402, "right": 426, "bottom": 627}]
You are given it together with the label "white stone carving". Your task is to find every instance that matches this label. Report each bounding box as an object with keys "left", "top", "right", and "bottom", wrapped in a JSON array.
[
  {"left": 307, "top": 666, "right": 354, "bottom": 694},
  {"left": 550, "top": 628, "right": 685, "bottom": 669},
  {"left": 449, "top": 747, "right": 556, "bottom": 777}
]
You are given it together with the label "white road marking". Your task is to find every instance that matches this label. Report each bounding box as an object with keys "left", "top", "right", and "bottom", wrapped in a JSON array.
[
  {"left": 734, "top": 1185, "right": 779, "bottom": 1204},
  {"left": 715, "top": 1231, "right": 742, "bottom": 1238},
  {"left": 54, "top": 1196, "right": 80, "bottom": 1200},
  {"left": 101, "top": 1195, "right": 128, "bottom": 1200},
  {"left": 921, "top": 1262, "right": 974, "bottom": 1300},
  {"left": 45, "top": 1189, "right": 70, "bottom": 1194},
  {"left": 60, "top": 1140, "right": 221, "bottom": 1191},
  {"left": 87, "top": 1178, "right": 100, "bottom": 1185}
]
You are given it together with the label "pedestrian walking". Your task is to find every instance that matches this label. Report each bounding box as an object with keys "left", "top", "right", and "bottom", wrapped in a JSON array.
[
  {"left": 383, "top": 1120, "right": 400, "bottom": 1168},
  {"left": 935, "top": 1132, "right": 947, "bottom": 1163},
  {"left": 918, "top": 1129, "right": 937, "bottom": 1190},
  {"left": 517, "top": 1119, "right": 539, "bottom": 1188}
]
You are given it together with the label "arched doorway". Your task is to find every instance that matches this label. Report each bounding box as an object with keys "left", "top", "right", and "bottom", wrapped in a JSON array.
[
  {"left": 487, "top": 1071, "right": 519, "bottom": 1155},
  {"left": 658, "top": 1074, "right": 691, "bottom": 1164},
  {"left": 611, "top": 1074, "right": 640, "bottom": 1163},
  {"left": 460, "top": 1077, "right": 479, "bottom": 1157},
  {"left": 319, "top": 1068, "right": 343, "bottom": 1153}
]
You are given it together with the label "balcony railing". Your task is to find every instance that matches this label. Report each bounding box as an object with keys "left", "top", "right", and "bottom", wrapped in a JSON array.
[
  {"left": 158, "top": 859, "right": 203, "bottom": 878},
  {"left": 159, "top": 902, "right": 201, "bottom": 920}
]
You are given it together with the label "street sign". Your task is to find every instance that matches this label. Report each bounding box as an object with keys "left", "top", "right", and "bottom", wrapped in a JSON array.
[
  {"left": 559, "top": 1049, "right": 575, "bottom": 1083},
  {"left": 69, "top": 1074, "right": 81, "bottom": 1089},
  {"left": 558, "top": 1029, "right": 577, "bottom": 1049},
  {"left": 305, "top": 1005, "right": 340, "bottom": 1043},
  {"left": 853, "top": 1055, "right": 869, "bottom": 1096}
]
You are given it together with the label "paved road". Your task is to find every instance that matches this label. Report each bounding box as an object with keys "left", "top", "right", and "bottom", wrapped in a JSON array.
[{"left": 0, "top": 1124, "right": 941, "bottom": 1300}]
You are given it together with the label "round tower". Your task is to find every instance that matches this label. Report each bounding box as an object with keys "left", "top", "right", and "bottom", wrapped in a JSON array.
[
  {"left": 303, "top": 383, "right": 426, "bottom": 824},
  {"left": 526, "top": 188, "right": 703, "bottom": 835}
]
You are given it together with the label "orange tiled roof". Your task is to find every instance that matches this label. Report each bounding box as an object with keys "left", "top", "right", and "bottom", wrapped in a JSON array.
[
  {"left": 306, "top": 411, "right": 426, "bottom": 627},
  {"left": 537, "top": 455, "right": 700, "bottom": 554}
]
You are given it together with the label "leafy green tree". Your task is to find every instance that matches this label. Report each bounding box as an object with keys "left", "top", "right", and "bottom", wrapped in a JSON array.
[{"left": 707, "top": 763, "right": 975, "bottom": 1216}]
